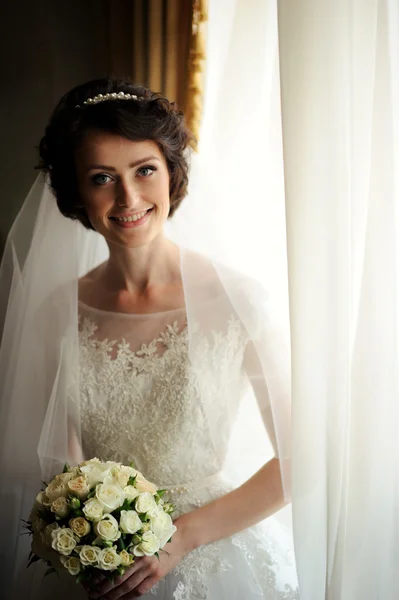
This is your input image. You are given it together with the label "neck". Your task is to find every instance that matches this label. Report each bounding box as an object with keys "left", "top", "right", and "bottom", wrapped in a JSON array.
[{"left": 103, "top": 234, "right": 180, "bottom": 294}]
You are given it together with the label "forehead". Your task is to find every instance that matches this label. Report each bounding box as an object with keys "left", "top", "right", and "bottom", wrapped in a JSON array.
[{"left": 76, "top": 130, "right": 164, "bottom": 167}]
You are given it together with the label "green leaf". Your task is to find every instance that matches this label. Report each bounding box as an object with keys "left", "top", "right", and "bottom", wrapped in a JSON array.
[
  {"left": 37, "top": 508, "right": 52, "bottom": 521},
  {"left": 117, "top": 537, "right": 126, "bottom": 552},
  {"left": 27, "top": 554, "right": 41, "bottom": 568},
  {"left": 113, "top": 498, "right": 133, "bottom": 515},
  {"left": 156, "top": 489, "right": 166, "bottom": 498},
  {"left": 69, "top": 496, "right": 81, "bottom": 510},
  {"left": 129, "top": 461, "right": 136, "bottom": 469},
  {"left": 138, "top": 513, "right": 149, "bottom": 522},
  {"left": 127, "top": 476, "right": 137, "bottom": 487},
  {"left": 76, "top": 571, "right": 88, "bottom": 585},
  {"left": 63, "top": 463, "right": 70, "bottom": 473},
  {"left": 87, "top": 488, "right": 96, "bottom": 500}
]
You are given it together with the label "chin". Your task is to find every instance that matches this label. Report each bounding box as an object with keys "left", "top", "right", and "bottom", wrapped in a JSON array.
[{"left": 108, "top": 230, "right": 162, "bottom": 250}]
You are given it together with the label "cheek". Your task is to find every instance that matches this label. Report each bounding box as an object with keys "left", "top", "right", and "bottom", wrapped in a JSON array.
[{"left": 83, "top": 192, "right": 112, "bottom": 217}]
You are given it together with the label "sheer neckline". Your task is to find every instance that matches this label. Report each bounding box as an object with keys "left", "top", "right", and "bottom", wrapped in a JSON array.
[{"left": 78, "top": 300, "right": 186, "bottom": 319}]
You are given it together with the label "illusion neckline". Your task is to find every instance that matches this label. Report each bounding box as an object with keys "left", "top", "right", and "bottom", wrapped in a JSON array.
[{"left": 78, "top": 300, "right": 187, "bottom": 319}]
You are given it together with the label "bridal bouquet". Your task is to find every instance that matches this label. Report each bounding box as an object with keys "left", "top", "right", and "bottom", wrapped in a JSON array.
[{"left": 25, "top": 458, "right": 176, "bottom": 584}]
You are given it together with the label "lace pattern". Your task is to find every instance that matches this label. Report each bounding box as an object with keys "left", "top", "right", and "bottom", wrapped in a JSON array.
[
  {"left": 79, "top": 313, "right": 247, "bottom": 485},
  {"left": 78, "top": 311, "right": 300, "bottom": 599},
  {"left": 146, "top": 481, "right": 300, "bottom": 600}
]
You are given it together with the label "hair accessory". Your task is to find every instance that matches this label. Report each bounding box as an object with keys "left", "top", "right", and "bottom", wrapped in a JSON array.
[{"left": 75, "top": 91, "right": 141, "bottom": 108}]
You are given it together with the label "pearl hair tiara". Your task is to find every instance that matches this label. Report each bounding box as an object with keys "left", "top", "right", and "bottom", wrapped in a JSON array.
[{"left": 75, "top": 91, "right": 142, "bottom": 108}]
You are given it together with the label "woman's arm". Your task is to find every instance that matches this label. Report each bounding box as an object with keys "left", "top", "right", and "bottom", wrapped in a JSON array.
[
  {"left": 177, "top": 457, "right": 286, "bottom": 554},
  {"left": 68, "top": 419, "right": 84, "bottom": 464}
]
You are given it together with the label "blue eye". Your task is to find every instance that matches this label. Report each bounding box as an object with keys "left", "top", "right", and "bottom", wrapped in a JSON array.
[
  {"left": 137, "top": 166, "right": 156, "bottom": 177},
  {"left": 92, "top": 173, "right": 112, "bottom": 186}
]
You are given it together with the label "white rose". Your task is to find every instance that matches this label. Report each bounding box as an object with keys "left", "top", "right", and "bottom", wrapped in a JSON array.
[
  {"left": 120, "top": 465, "right": 137, "bottom": 479},
  {"left": 119, "top": 549, "right": 134, "bottom": 567},
  {"left": 96, "top": 482, "right": 125, "bottom": 512},
  {"left": 132, "top": 531, "right": 160, "bottom": 557},
  {"left": 60, "top": 555, "right": 81, "bottom": 576},
  {"left": 69, "top": 517, "right": 91, "bottom": 538},
  {"left": 97, "top": 546, "right": 122, "bottom": 571},
  {"left": 135, "top": 492, "right": 158, "bottom": 515},
  {"left": 146, "top": 503, "right": 163, "bottom": 519},
  {"left": 82, "top": 498, "right": 104, "bottom": 521},
  {"left": 117, "top": 465, "right": 137, "bottom": 487},
  {"left": 51, "top": 496, "right": 70, "bottom": 518},
  {"left": 95, "top": 514, "right": 121, "bottom": 542},
  {"left": 104, "top": 460, "right": 122, "bottom": 470},
  {"left": 45, "top": 479, "right": 69, "bottom": 504},
  {"left": 104, "top": 465, "right": 135, "bottom": 489},
  {"left": 119, "top": 510, "right": 142, "bottom": 535},
  {"left": 135, "top": 473, "right": 157, "bottom": 494},
  {"left": 123, "top": 485, "right": 140, "bottom": 501},
  {"left": 80, "top": 457, "right": 102, "bottom": 467},
  {"left": 54, "top": 472, "right": 75, "bottom": 484},
  {"left": 77, "top": 544, "right": 101, "bottom": 566},
  {"left": 51, "top": 527, "right": 77, "bottom": 556},
  {"left": 35, "top": 490, "right": 51, "bottom": 507},
  {"left": 150, "top": 512, "right": 177, "bottom": 548},
  {"left": 67, "top": 475, "right": 90, "bottom": 500},
  {"left": 80, "top": 460, "right": 112, "bottom": 488},
  {"left": 42, "top": 523, "right": 60, "bottom": 547}
]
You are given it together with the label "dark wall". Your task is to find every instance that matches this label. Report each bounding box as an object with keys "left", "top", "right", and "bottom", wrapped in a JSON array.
[{"left": 0, "top": 0, "right": 110, "bottom": 252}]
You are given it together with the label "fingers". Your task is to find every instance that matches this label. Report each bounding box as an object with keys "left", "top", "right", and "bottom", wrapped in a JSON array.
[
  {"left": 88, "top": 558, "right": 151, "bottom": 599},
  {"left": 132, "top": 575, "right": 159, "bottom": 597},
  {"left": 87, "top": 561, "right": 140, "bottom": 598},
  {"left": 98, "top": 567, "right": 152, "bottom": 600}
]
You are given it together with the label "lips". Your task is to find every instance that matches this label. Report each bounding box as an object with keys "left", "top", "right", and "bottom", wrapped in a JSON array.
[
  {"left": 109, "top": 208, "right": 153, "bottom": 222},
  {"left": 109, "top": 207, "right": 153, "bottom": 229}
]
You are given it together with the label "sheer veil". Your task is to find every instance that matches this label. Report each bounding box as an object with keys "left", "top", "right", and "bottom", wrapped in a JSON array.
[
  {"left": 0, "top": 168, "right": 292, "bottom": 595},
  {"left": 0, "top": 4, "right": 294, "bottom": 597}
]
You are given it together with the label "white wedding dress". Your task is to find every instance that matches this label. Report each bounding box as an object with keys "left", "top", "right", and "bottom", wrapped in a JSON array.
[{"left": 73, "top": 300, "right": 300, "bottom": 600}]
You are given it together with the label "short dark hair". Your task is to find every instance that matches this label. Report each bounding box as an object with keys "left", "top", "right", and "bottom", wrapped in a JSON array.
[{"left": 37, "top": 77, "right": 194, "bottom": 230}]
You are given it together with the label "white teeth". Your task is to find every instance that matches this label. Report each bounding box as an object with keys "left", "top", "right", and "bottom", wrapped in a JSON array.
[{"left": 115, "top": 210, "right": 148, "bottom": 223}]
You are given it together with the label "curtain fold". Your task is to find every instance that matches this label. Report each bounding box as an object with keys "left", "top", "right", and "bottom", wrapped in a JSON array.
[
  {"left": 278, "top": 1, "right": 399, "bottom": 598},
  {"left": 185, "top": 0, "right": 208, "bottom": 145},
  {"left": 108, "top": 0, "right": 194, "bottom": 111}
]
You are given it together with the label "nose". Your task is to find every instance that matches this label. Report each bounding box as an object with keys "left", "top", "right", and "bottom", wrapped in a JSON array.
[{"left": 116, "top": 179, "right": 140, "bottom": 208}]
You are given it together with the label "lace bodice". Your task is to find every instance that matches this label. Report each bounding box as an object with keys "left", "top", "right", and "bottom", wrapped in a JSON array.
[
  {"left": 78, "top": 303, "right": 249, "bottom": 487},
  {"left": 74, "top": 305, "right": 301, "bottom": 600}
]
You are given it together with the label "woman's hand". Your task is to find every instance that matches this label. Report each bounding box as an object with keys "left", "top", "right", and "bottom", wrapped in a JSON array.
[{"left": 87, "top": 516, "right": 192, "bottom": 599}]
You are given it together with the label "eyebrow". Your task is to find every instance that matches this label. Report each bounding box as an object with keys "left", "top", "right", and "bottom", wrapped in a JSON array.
[{"left": 86, "top": 156, "right": 161, "bottom": 173}]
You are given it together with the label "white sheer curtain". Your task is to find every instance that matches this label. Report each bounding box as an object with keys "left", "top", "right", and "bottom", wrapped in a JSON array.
[
  {"left": 278, "top": 1, "right": 399, "bottom": 599},
  {"left": 169, "top": 0, "right": 399, "bottom": 598},
  {"left": 166, "top": 0, "right": 292, "bottom": 500},
  {"left": 165, "top": 0, "right": 296, "bottom": 530}
]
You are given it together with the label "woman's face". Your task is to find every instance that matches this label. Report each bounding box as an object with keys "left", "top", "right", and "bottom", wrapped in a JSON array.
[{"left": 76, "top": 131, "right": 170, "bottom": 248}]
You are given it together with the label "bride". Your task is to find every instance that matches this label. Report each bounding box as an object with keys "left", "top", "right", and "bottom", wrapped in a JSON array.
[{"left": 0, "top": 77, "right": 299, "bottom": 599}]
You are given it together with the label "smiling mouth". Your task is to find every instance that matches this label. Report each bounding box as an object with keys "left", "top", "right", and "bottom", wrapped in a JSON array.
[{"left": 109, "top": 208, "right": 153, "bottom": 223}]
